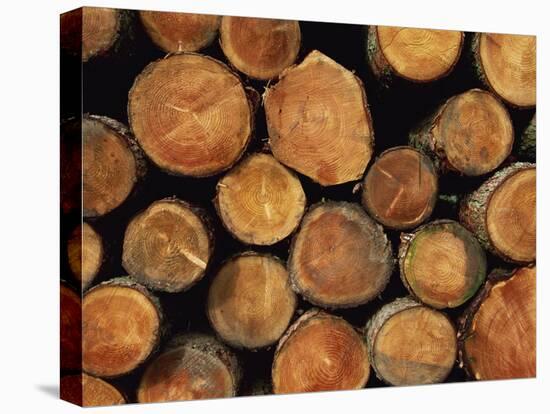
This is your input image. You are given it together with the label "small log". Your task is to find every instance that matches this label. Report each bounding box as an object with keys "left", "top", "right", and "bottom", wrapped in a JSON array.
[
  {"left": 409, "top": 88, "right": 514, "bottom": 176},
  {"left": 67, "top": 222, "right": 103, "bottom": 290},
  {"left": 137, "top": 334, "right": 241, "bottom": 403},
  {"left": 399, "top": 219, "right": 486, "bottom": 309},
  {"left": 367, "top": 26, "right": 463, "bottom": 85},
  {"left": 362, "top": 146, "right": 438, "bottom": 230},
  {"left": 471, "top": 33, "right": 536, "bottom": 108},
  {"left": 140, "top": 11, "right": 220, "bottom": 53},
  {"left": 128, "top": 53, "right": 253, "bottom": 177},
  {"left": 459, "top": 162, "right": 536, "bottom": 264},
  {"left": 61, "top": 373, "right": 125, "bottom": 407},
  {"left": 518, "top": 113, "right": 536, "bottom": 161},
  {"left": 289, "top": 201, "right": 393, "bottom": 308},
  {"left": 60, "top": 282, "right": 81, "bottom": 371},
  {"left": 82, "top": 277, "right": 162, "bottom": 378},
  {"left": 220, "top": 17, "right": 301, "bottom": 80},
  {"left": 458, "top": 266, "right": 536, "bottom": 380},
  {"left": 122, "top": 198, "right": 213, "bottom": 292},
  {"left": 215, "top": 153, "right": 306, "bottom": 245},
  {"left": 207, "top": 253, "right": 297, "bottom": 349},
  {"left": 365, "top": 297, "right": 457, "bottom": 386},
  {"left": 264, "top": 50, "right": 374, "bottom": 186},
  {"left": 83, "top": 115, "right": 146, "bottom": 218},
  {"left": 272, "top": 309, "right": 370, "bottom": 394}
]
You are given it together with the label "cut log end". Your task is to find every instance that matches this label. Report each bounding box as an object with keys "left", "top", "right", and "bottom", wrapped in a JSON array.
[
  {"left": 82, "top": 278, "right": 162, "bottom": 377},
  {"left": 290, "top": 201, "right": 393, "bottom": 308},
  {"left": 366, "top": 297, "right": 456, "bottom": 386},
  {"left": 265, "top": 50, "right": 373, "bottom": 186},
  {"left": 128, "top": 53, "right": 253, "bottom": 177},
  {"left": 220, "top": 17, "right": 301, "bottom": 80},
  {"left": 207, "top": 253, "right": 297, "bottom": 349},
  {"left": 123, "top": 199, "right": 212, "bottom": 292},
  {"left": 216, "top": 153, "right": 306, "bottom": 245},
  {"left": 60, "top": 283, "right": 81, "bottom": 371},
  {"left": 272, "top": 309, "right": 370, "bottom": 394},
  {"left": 140, "top": 11, "right": 220, "bottom": 53},
  {"left": 400, "top": 220, "right": 486, "bottom": 309},
  {"left": 460, "top": 266, "right": 536, "bottom": 380},
  {"left": 362, "top": 147, "right": 438, "bottom": 229},
  {"left": 61, "top": 374, "right": 126, "bottom": 407},
  {"left": 137, "top": 334, "right": 240, "bottom": 403},
  {"left": 67, "top": 222, "right": 103, "bottom": 290}
]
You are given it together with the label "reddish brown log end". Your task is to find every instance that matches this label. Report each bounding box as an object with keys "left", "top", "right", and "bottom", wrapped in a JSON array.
[
  {"left": 60, "top": 283, "right": 81, "bottom": 371},
  {"left": 67, "top": 222, "right": 103, "bottom": 290},
  {"left": 61, "top": 374, "right": 125, "bottom": 407}
]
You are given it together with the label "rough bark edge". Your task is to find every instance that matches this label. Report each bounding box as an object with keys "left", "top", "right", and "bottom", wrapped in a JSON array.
[
  {"left": 459, "top": 162, "right": 535, "bottom": 264},
  {"left": 263, "top": 50, "right": 375, "bottom": 186},
  {"left": 361, "top": 145, "right": 439, "bottom": 230},
  {"left": 398, "top": 219, "right": 487, "bottom": 308},
  {"left": 206, "top": 251, "right": 297, "bottom": 351},
  {"left": 127, "top": 52, "right": 255, "bottom": 178},
  {"left": 518, "top": 114, "right": 536, "bottom": 161},
  {"left": 288, "top": 200, "right": 394, "bottom": 309},
  {"left": 83, "top": 276, "right": 164, "bottom": 378},
  {"left": 457, "top": 266, "right": 535, "bottom": 379},
  {"left": 122, "top": 197, "right": 215, "bottom": 293},
  {"left": 213, "top": 153, "right": 307, "bottom": 246}
]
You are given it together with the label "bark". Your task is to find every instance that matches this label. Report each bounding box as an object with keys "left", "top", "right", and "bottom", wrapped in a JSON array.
[{"left": 518, "top": 113, "right": 536, "bottom": 161}]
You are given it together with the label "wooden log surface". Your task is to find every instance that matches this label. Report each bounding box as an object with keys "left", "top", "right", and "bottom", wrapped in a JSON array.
[
  {"left": 67, "top": 222, "right": 103, "bottom": 290},
  {"left": 61, "top": 373, "right": 126, "bottom": 407},
  {"left": 60, "top": 282, "right": 81, "bottom": 372}
]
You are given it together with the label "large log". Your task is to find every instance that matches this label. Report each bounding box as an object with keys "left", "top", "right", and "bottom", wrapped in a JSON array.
[
  {"left": 67, "top": 222, "right": 103, "bottom": 290},
  {"left": 272, "top": 309, "right": 370, "bottom": 394},
  {"left": 399, "top": 220, "right": 486, "bottom": 309},
  {"left": 365, "top": 297, "right": 457, "bottom": 386},
  {"left": 459, "top": 162, "right": 536, "bottom": 264},
  {"left": 289, "top": 201, "right": 393, "bottom": 308},
  {"left": 60, "top": 282, "right": 81, "bottom": 371},
  {"left": 264, "top": 50, "right": 374, "bottom": 186},
  {"left": 409, "top": 89, "right": 514, "bottom": 176},
  {"left": 61, "top": 374, "right": 126, "bottom": 407},
  {"left": 128, "top": 53, "right": 253, "bottom": 177}
]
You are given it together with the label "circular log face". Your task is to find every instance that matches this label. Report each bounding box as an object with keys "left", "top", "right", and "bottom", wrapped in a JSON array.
[
  {"left": 83, "top": 117, "right": 138, "bottom": 217},
  {"left": 207, "top": 254, "right": 297, "bottom": 349},
  {"left": 290, "top": 202, "right": 393, "bottom": 308},
  {"left": 122, "top": 199, "right": 211, "bottom": 292},
  {"left": 60, "top": 284, "right": 81, "bottom": 371},
  {"left": 265, "top": 50, "right": 373, "bottom": 186},
  {"left": 216, "top": 153, "right": 306, "bottom": 245},
  {"left": 487, "top": 168, "right": 536, "bottom": 263},
  {"left": 140, "top": 11, "right": 220, "bottom": 53},
  {"left": 373, "top": 306, "right": 456, "bottom": 385},
  {"left": 272, "top": 311, "right": 370, "bottom": 394},
  {"left": 82, "top": 283, "right": 161, "bottom": 377},
  {"left": 479, "top": 33, "right": 536, "bottom": 107},
  {"left": 376, "top": 26, "right": 463, "bottom": 82},
  {"left": 220, "top": 17, "right": 301, "bottom": 80},
  {"left": 61, "top": 374, "right": 125, "bottom": 407},
  {"left": 128, "top": 54, "right": 252, "bottom": 176},
  {"left": 401, "top": 221, "right": 486, "bottom": 308},
  {"left": 68, "top": 223, "right": 103, "bottom": 289},
  {"left": 362, "top": 147, "right": 438, "bottom": 229},
  {"left": 464, "top": 267, "right": 536, "bottom": 380},
  {"left": 434, "top": 89, "right": 513, "bottom": 176}
]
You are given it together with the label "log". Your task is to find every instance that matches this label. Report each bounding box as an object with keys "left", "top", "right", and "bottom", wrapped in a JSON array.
[
  {"left": 60, "top": 282, "right": 81, "bottom": 371},
  {"left": 289, "top": 201, "right": 393, "bottom": 308},
  {"left": 207, "top": 253, "right": 297, "bottom": 349},
  {"left": 83, "top": 115, "right": 146, "bottom": 218},
  {"left": 82, "top": 277, "right": 162, "bottom": 378},
  {"left": 61, "top": 373, "right": 125, "bottom": 407},
  {"left": 518, "top": 113, "right": 536, "bottom": 161},
  {"left": 362, "top": 146, "right": 438, "bottom": 230},
  {"left": 458, "top": 266, "right": 536, "bottom": 380},
  {"left": 215, "top": 153, "right": 306, "bottom": 245},
  {"left": 272, "top": 309, "right": 370, "bottom": 394},
  {"left": 471, "top": 33, "right": 536, "bottom": 108},
  {"left": 365, "top": 297, "right": 457, "bottom": 386},
  {"left": 128, "top": 53, "right": 253, "bottom": 177},
  {"left": 409, "top": 88, "right": 514, "bottom": 176},
  {"left": 137, "top": 334, "right": 241, "bottom": 403},
  {"left": 220, "top": 17, "right": 301, "bottom": 80},
  {"left": 366, "top": 26, "right": 463, "bottom": 85},
  {"left": 264, "top": 50, "right": 374, "bottom": 186},
  {"left": 122, "top": 198, "right": 213, "bottom": 292},
  {"left": 140, "top": 11, "right": 220, "bottom": 53},
  {"left": 60, "top": 118, "right": 81, "bottom": 215},
  {"left": 459, "top": 162, "right": 536, "bottom": 264},
  {"left": 399, "top": 219, "right": 486, "bottom": 309},
  {"left": 67, "top": 222, "right": 103, "bottom": 290}
]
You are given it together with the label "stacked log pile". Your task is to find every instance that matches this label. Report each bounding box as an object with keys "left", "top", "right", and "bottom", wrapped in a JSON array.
[{"left": 60, "top": 7, "right": 536, "bottom": 407}]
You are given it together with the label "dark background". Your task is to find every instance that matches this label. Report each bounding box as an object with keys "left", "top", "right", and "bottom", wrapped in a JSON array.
[{"left": 61, "top": 10, "right": 536, "bottom": 402}]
